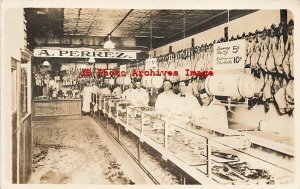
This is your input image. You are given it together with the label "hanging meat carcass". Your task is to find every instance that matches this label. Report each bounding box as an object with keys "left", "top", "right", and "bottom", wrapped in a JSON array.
[
  {"left": 207, "top": 44, "right": 214, "bottom": 71},
  {"left": 266, "top": 29, "right": 277, "bottom": 73},
  {"left": 245, "top": 34, "right": 255, "bottom": 67},
  {"left": 272, "top": 76, "right": 282, "bottom": 94},
  {"left": 274, "top": 85, "right": 287, "bottom": 114},
  {"left": 282, "top": 53, "right": 291, "bottom": 79},
  {"left": 258, "top": 38, "right": 268, "bottom": 72},
  {"left": 250, "top": 38, "right": 261, "bottom": 70},
  {"left": 254, "top": 71, "right": 265, "bottom": 97},
  {"left": 273, "top": 35, "right": 284, "bottom": 74},
  {"left": 285, "top": 79, "right": 294, "bottom": 106},
  {"left": 262, "top": 74, "right": 273, "bottom": 112},
  {"left": 286, "top": 20, "right": 294, "bottom": 78},
  {"left": 194, "top": 46, "right": 203, "bottom": 72}
]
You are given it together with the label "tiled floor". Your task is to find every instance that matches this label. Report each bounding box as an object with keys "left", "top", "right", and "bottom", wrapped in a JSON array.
[{"left": 29, "top": 115, "right": 154, "bottom": 184}]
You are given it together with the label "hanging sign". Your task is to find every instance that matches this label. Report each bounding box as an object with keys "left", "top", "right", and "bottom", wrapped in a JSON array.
[
  {"left": 213, "top": 39, "right": 246, "bottom": 71},
  {"left": 34, "top": 48, "right": 137, "bottom": 59}
]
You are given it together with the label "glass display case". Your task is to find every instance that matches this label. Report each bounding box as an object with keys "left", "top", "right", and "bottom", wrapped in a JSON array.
[
  {"left": 98, "top": 103, "right": 294, "bottom": 185},
  {"left": 208, "top": 137, "right": 294, "bottom": 184},
  {"left": 98, "top": 94, "right": 111, "bottom": 112},
  {"left": 126, "top": 106, "right": 156, "bottom": 132},
  {"left": 103, "top": 96, "right": 119, "bottom": 115},
  {"left": 116, "top": 100, "right": 131, "bottom": 125}
]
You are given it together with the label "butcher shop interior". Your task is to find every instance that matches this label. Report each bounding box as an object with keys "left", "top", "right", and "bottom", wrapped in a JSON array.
[{"left": 2, "top": 7, "right": 295, "bottom": 185}]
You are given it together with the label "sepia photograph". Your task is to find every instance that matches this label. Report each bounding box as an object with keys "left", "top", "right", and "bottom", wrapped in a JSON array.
[{"left": 0, "top": 0, "right": 299, "bottom": 188}]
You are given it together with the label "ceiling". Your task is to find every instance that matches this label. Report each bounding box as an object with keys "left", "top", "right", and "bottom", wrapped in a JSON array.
[{"left": 24, "top": 8, "right": 257, "bottom": 51}]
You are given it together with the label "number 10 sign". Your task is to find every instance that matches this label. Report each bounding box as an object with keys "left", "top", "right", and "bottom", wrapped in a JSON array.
[{"left": 212, "top": 39, "right": 246, "bottom": 71}]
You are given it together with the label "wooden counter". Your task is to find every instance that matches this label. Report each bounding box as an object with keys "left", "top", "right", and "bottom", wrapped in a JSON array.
[{"left": 32, "top": 99, "right": 82, "bottom": 117}]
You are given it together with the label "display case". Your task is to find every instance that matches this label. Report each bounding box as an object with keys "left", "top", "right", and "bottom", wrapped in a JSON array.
[
  {"left": 116, "top": 100, "right": 131, "bottom": 125},
  {"left": 103, "top": 96, "right": 119, "bottom": 115},
  {"left": 208, "top": 137, "right": 294, "bottom": 184},
  {"left": 97, "top": 103, "right": 294, "bottom": 185},
  {"left": 98, "top": 94, "right": 111, "bottom": 112},
  {"left": 126, "top": 106, "right": 157, "bottom": 132}
]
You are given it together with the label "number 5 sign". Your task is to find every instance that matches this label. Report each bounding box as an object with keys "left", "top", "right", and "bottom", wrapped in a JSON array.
[{"left": 213, "top": 39, "right": 246, "bottom": 71}]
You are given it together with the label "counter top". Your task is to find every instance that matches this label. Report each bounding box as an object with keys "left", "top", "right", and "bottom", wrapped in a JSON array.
[{"left": 33, "top": 98, "right": 82, "bottom": 102}]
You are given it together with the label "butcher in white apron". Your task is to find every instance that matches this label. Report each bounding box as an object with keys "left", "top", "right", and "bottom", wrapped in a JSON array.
[
  {"left": 82, "top": 81, "right": 92, "bottom": 115},
  {"left": 155, "top": 80, "right": 176, "bottom": 114},
  {"left": 131, "top": 81, "right": 149, "bottom": 106},
  {"left": 170, "top": 81, "right": 201, "bottom": 124},
  {"left": 122, "top": 83, "right": 135, "bottom": 102},
  {"left": 112, "top": 85, "right": 122, "bottom": 98},
  {"left": 193, "top": 88, "right": 228, "bottom": 130}
]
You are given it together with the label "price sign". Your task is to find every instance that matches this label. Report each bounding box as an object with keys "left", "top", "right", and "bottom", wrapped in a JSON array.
[{"left": 213, "top": 39, "right": 246, "bottom": 71}]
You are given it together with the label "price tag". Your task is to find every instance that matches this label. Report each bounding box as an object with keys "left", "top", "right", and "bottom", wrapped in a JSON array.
[{"left": 213, "top": 39, "right": 246, "bottom": 71}]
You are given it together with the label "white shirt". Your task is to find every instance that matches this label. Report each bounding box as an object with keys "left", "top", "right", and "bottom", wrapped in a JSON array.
[
  {"left": 91, "top": 85, "right": 100, "bottom": 94},
  {"left": 131, "top": 88, "right": 149, "bottom": 106},
  {"left": 112, "top": 86, "right": 122, "bottom": 98},
  {"left": 100, "top": 87, "right": 111, "bottom": 95},
  {"left": 122, "top": 88, "right": 135, "bottom": 102},
  {"left": 171, "top": 93, "right": 201, "bottom": 117},
  {"left": 155, "top": 91, "right": 176, "bottom": 113},
  {"left": 193, "top": 101, "right": 228, "bottom": 130}
]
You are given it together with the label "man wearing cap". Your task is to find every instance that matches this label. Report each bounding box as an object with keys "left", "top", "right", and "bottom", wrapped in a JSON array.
[
  {"left": 155, "top": 80, "right": 176, "bottom": 114},
  {"left": 131, "top": 80, "right": 149, "bottom": 106},
  {"left": 122, "top": 82, "right": 135, "bottom": 102},
  {"left": 193, "top": 88, "right": 228, "bottom": 130}
]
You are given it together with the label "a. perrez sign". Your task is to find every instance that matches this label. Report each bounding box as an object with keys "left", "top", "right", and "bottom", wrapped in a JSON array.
[
  {"left": 213, "top": 39, "right": 245, "bottom": 71},
  {"left": 33, "top": 48, "right": 137, "bottom": 59}
]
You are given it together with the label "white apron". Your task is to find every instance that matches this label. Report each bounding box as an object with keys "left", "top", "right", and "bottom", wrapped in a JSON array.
[{"left": 82, "top": 86, "right": 92, "bottom": 112}]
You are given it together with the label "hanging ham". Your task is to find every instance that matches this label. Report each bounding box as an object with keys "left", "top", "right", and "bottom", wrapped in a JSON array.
[
  {"left": 250, "top": 42, "right": 260, "bottom": 70},
  {"left": 262, "top": 74, "right": 273, "bottom": 101},
  {"left": 254, "top": 71, "right": 265, "bottom": 97},
  {"left": 282, "top": 54, "right": 290, "bottom": 79},
  {"left": 258, "top": 40, "right": 268, "bottom": 72},
  {"left": 272, "top": 76, "right": 282, "bottom": 94},
  {"left": 285, "top": 79, "right": 294, "bottom": 106},
  {"left": 287, "top": 33, "right": 294, "bottom": 78},
  {"left": 274, "top": 86, "right": 287, "bottom": 114}
]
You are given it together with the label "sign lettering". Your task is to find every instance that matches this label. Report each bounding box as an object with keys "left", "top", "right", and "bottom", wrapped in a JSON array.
[
  {"left": 213, "top": 40, "right": 245, "bottom": 71},
  {"left": 34, "top": 48, "right": 137, "bottom": 59}
]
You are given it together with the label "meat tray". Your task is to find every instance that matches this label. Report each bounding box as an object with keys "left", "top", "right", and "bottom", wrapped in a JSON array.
[
  {"left": 224, "top": 162, "right": 275, "bottom": 184},
  {"left": 211, "top": 151, "right": 240, "bottom": 163},
  {"left": 211, "top": 165, "right": 247, "bottom": 184}
]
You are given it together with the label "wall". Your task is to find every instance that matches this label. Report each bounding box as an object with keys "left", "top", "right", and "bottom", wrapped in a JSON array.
[
  {"left": 1, "top": 7, "right": 27, "bottom": 184},
  {"left": 152, "top": 9, "right": 294, "bottom": 137},
  {"left": 153, "top": 10, "right": 282, "bottom": 56}
]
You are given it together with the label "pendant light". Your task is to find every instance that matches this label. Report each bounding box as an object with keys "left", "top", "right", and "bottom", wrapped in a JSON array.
[
  {"left": 42, "top": 59, "right": 50, "bottom": 66},
  {"left": 103, "top": 34, "right": 115, "bottom": 49}
]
